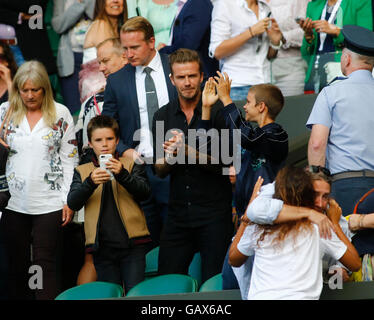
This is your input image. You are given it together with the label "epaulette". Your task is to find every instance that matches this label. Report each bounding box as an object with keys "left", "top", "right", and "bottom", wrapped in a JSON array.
[{"left": 328, "top": 76, "right": 348, "bottom": 86}]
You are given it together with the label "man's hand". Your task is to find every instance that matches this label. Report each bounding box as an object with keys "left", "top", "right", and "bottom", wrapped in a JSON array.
[
  {"left": 308, "top": 209, "right": 335, "bottom": 239},
  {"left": 326, "top": 198, "right": 342, "bottom": 226},
  {"left": 122, "top": 148, "right": 144, "bottom": 164},
  {"left": 163, "top": 130, "right": 184, "bottom": 157},
  {"left": 62, "top": 204, "right": 74, "bottom": 227},
  {"left": 105, "top": 157, "right": 123, "bottom": 175},
  {"left": 214, "top": 71, "right": 232, "bottom": 106},
  {"left": 90, "top": 167, "right": 111, "bottom": 185}
]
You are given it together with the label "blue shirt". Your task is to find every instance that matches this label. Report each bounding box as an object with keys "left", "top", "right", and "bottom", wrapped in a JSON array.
[{"left": 306, "top": 69, "right": 374, "bottom": 174}]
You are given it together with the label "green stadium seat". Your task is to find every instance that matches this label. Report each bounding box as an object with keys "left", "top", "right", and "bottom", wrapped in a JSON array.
[
  {"left": 126, "top": 274, "right": 198, "bottom": 297},
  {"left": 55, "top": 281, "right": 124, "bottom": 300},
  {"left": 199, "top": 273, "right": 223, "bottom": 292}
]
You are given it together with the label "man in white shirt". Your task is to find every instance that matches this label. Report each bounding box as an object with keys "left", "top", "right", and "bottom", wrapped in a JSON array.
[
  {"left": 102, "top": 17, "right": 178, "bottom": 250},
  {"left": 209, "top": 0, "right": 283, "bottom": 100}
]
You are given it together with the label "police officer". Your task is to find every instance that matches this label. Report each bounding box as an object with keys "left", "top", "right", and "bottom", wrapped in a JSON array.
[{"left": 307, "top": 25, "right": 374, "bottom": 216}]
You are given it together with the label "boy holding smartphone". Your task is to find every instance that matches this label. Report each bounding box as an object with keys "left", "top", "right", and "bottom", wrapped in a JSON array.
[{"left": 67, "top": 115, "right": 151, "bottom": 293}]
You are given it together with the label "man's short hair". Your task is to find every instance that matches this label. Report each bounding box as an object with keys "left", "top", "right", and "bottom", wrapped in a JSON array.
[
  {"left": 249, "top": 84, "right": 284, "bottom": 120},
  {"left": 120, "top": 16, "right": 154, "bottom": 41},
  {"left": 96, "top": 37, "right": 124, "bottom": 56},
  {"left": 87, "top": 115, "right": 120, "bottom": 142},
  {"left": 169, "top": 48, "right": 203, "bottom": 74},
  {"left": 351, "top": 50, "right": 374, "bottom": 68}
]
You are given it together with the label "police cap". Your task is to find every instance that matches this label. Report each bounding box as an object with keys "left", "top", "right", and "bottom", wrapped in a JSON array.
[{"left": 342, "top": 25, "right": 374, "bottom": 57}]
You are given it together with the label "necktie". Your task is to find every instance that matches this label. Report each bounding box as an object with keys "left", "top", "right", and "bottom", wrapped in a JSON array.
[{"left": 144, "top": 66, "right": 159, "bottom": 130}]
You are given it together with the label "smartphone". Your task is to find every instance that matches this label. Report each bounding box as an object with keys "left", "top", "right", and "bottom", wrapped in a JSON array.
[{"left": 99, "top": 154, "right": 114, "bottom": 180}]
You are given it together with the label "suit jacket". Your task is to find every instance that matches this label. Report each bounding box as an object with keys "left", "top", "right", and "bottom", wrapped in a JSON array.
[
  {"left": 102, "top": 52, "right": 178, "bottom": 156},
  {"left": 159, "top": 0, "right": 218, "bottom": 80},
  {"left": 301, "top": 0, "right": 373, "bottom": 83},
  {"left": 0, "top": 0, "right": 57, "bottom": 74}
]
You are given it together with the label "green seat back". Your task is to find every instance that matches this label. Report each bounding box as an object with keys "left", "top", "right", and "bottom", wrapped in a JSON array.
[
  {"left": 199, "top": 273, "right": 223, "bottom": 292},
  {"left": 145, "top": 246, "right": 159, "bottom": 277},
  {"left": 55, "top": 281, "right": 124, "bottom": 300},
  {"left": 145, "top": 247, "right": 202, "bottom": 286},
  {"left": 188, "top": 252, "right": 202, "bottom": 287},
  {"left": 126, "top": 274, "right": 198, "bottom": 297}
]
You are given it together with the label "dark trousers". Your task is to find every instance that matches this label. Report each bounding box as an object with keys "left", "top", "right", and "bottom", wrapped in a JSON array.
[
  {"left": 60, "top": 222, "right": 85, "bottom": 292},
  {"left": 331, "top": 177, "right": 374, "bottom": 216},
  {"left": 0, "top": 226, "right": 9, "bottom": 300},
  {"left": 0, "top": 209, "right": 62, "bottom": 300},
  {"left": 221, "top": 244, "right": 239, "bottom": 290},
  {"left": 158, "top": 216, "right": 233, "bottom": 283},
  {"left": 59, "top": 52, "right": 83, "bottom": 115},
  {"left": 140, "top": 165, "right": 169, "bottom": 251},
  {"left": 93, "top": 244, "right": 146, "bottom": 294}
]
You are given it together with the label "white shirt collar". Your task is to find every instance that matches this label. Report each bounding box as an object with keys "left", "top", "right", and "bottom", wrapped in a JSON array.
[
  {"left": 136, "top": 50, "right": 162, "bottom": 75},
  {"left": 237, "top": 0, "right": 270, "bottom": 12}
]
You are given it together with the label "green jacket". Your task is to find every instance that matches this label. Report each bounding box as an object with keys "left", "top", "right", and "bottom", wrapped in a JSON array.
[{"left": 301, "top": 0, "right": 373, "bottom": 83}]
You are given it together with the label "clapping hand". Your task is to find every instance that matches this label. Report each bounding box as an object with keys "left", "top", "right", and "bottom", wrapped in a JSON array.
[
  {"left": 214, "top": 71, "right": 232, "bottom": 106},
  {"left": 163, "top": 130, "right": 184, "bottom": 158}
]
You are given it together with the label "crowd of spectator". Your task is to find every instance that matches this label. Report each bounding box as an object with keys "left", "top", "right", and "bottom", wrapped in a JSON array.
[{"left": 0, "top": 0, "right": 374, "bottom": 301}]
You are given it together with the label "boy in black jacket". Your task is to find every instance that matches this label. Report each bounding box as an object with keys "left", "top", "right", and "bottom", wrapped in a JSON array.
[
  {"left": 202, "top": 73, "right": 288, "bottom": 290},
  {"left": 67, "top": 115, "right": 151, "bottom": 293}
]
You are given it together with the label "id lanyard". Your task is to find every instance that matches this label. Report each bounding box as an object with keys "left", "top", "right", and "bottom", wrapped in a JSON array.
[{"left": 318, "top": 0, "right": 342, "bottom": 51}]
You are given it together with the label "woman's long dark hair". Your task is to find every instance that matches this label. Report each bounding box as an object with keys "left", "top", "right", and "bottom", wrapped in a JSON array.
[
  {"left": 254, "top": 166, "right": 316, "bottom": 248},
  {"left": 0, "top": 42, "right": 18, "bottom": 78},
  {"left": 94, "top": 0, "right": 128, "bottom": 36}
]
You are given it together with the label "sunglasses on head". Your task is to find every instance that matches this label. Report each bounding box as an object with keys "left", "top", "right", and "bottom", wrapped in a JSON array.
[{"left": 308, "top": 165, "right": 331, "bottom": 177}]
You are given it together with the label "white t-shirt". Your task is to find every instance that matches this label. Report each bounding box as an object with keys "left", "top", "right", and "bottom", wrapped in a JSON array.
[
  {"left": 237, "top": 224, "right": 347, "bottom": 300},
  {"left": 209, "top": 0, "right": 271, "bottom": 87},
  {"left": 0, "top": 101, "right": 78, "bottom": 214}
]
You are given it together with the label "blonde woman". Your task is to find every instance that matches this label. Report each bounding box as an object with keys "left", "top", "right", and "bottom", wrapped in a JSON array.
[{"left": 0, "top": 61, "right": 78, "bottom": 300}]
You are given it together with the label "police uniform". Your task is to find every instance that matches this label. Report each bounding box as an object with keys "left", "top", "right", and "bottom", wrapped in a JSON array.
[{"left": 306, "top": 25, "right": 374, "bottom": 216}]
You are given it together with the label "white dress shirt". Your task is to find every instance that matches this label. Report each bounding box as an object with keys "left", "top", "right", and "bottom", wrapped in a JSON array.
[
  {"left": 0, "top": 101, "right": 78, "bottom": 214},
  {"left": 135, "top": 51, "right": 170, "bottom": 158},
  {"left": 209, "top": 0, "right": 271, "bottom": 87}
]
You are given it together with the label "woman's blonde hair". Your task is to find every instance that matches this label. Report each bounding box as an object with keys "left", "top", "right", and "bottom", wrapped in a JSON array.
[{"left": 9, "top": 60, "right": 56, "bottom": 128}]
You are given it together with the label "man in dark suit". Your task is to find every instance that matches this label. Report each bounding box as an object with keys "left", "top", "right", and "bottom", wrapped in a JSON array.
[
  {"left": 102, "top": 17, "right": 177, "bottom": 250},
  {"left": 158, "top": 0, "right": 218, "bottom": 81}
]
